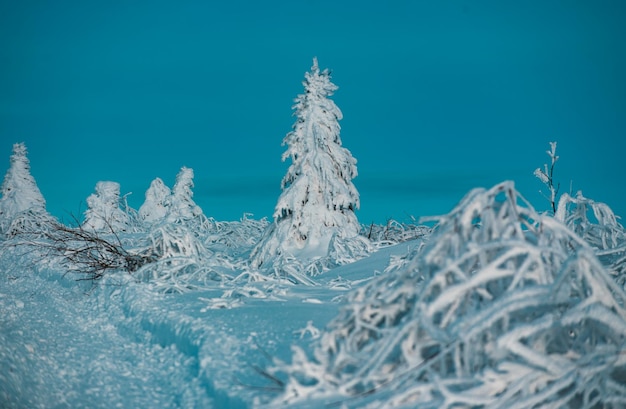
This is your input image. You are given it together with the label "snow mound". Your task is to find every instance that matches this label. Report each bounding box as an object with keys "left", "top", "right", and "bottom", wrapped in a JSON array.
[{"left": 274, "top": 181, "right": 626, "bottom": 408}]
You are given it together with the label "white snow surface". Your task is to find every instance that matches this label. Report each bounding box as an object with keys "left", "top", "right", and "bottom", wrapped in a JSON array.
[{"left": 0, "top": 230, "right": 408, "bottom": 408}]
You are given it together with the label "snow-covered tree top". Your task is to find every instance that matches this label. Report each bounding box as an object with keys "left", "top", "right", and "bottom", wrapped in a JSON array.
[
  {"left": 299, "top": 57, "right": 339, "bottom": 103},
  {"left": 0, "top": 142, "right": 46, "bottom": 217},
  {"left": 172, "top": 167, "right": 194, "bottom": 198},
  {"left": 92, "top": 181, "right": 122, "bottom": 206},
  {"left": 167, "top": 167, "right": 203, "bottom": 222},
  {"left": 139, "top": 177, "right": 171, "bottom": 223}
]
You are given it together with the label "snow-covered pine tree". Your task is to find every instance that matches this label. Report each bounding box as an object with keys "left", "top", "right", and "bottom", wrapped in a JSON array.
[
  {"left": 166, "top": 167, "right": 203, "bottom": 223},
  {"left": 82, "top": 181, "right": 130, "bottom": 233},
  {"left": 251, "top": 58, "right": 362, "bottom": 269},
  {"left": 138, "top": 177, "right": 171, "bottom": 223},
  {"left": 0, "top": 143, "right": 50, "bottom": 235}
]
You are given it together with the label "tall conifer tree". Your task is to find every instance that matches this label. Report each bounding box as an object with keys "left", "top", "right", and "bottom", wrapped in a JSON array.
[{"left": 252, "top": 58, "right": 361, "bottom": 267}]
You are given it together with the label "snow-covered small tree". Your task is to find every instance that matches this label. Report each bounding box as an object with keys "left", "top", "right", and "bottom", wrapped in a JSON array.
[
  {"left": 166, "top": 167, "right": 203, "bottom": 223},
  {"left": 82, "top": 181, "right": 130, "bottom": 233},
  {"left": 251, "top": 58, "right": 364, "bottom": 270},
  {"left": 138, "top": 177, "right": 171, "bottom": 223},
  {"left": 0, "top": 143, "right": 51, "bottom": 235}
]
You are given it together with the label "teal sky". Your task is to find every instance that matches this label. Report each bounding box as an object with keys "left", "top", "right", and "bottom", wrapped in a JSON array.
[{"left": 1, "top": 1, "right": 625, "bottom": 223}]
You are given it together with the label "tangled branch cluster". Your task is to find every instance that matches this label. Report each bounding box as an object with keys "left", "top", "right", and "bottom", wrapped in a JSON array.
[{"left": 12, "top": 220, "right": 155, "bottom": 281}]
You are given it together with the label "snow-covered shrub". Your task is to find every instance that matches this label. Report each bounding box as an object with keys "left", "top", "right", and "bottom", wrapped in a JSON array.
[
  {"left": 138, "top": 177, "right": 171, "bottom": 223},
  {"left": 557, "top": 191, "right": 626, "bottom": 284},
  {"left": 0, "top": 143, "right": 53, "bottom": 236},
  {"left": 272, "top": 181, "right": 626, "bottom": 408},
  {"left": 8, "top": 220, "right": 154, "bottom": 281},
  {"left": 131, "top": 222, "right": 236, "bottom": 293},
  {"left": 83, "top": 181, "right": 131, "bottom": 233},
  {"left": 137, "top": 169, "right": 209, "bottom": 235},
  {"left": 251, "top": 58, "right": 367, "bottom": 273},
  {"left": 365, "top": 219, "right": 431, "bottom": 247},
  {"left": 202, "top": 214, "right": 270, "bottom": 268},
  {"left": 146, "top": 222, "right": 206, "bottom": 261}
]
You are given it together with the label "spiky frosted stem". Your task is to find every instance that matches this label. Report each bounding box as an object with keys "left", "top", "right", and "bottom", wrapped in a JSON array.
[{"left": 534, "top": 141, "right": 560, "bottom": 214}]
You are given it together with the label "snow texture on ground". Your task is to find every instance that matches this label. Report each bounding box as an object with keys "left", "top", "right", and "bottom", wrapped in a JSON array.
[{"left": 0, "top": 238, "right": 414, "bottom": 408}]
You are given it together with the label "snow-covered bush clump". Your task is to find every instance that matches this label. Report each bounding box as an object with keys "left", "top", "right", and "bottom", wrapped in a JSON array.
[
  {"left": 0, "top": 143, "right": 53, "bottom": 236},
  {"left": 204, "top": 214, "right": 268, "bottom": 250},
  {"left": 273, "top": 181, "right": 626, "bottom": 408},
  {"left": 138, "top": 168, "right": 205, "bottom": 229},
  {"left": 138, "top": 177, "right": 171, "bottom": 223},
  {"left": 251, "top": 58, "right": 369, "bottom": 276},
  {"left": 557, "top": 191, "right": 626, "bottom": 286},
  {"left": 129, "top": 222, "right": 224, "bottom": 293},
  {"left": 365, "top": 219, "right": 431, "bottom": 247},
  {"left": 82, "top": 181, "right": 131, "bottom": 233},
  {"left": 132, "top": 168, "right": 222, "bottom": 291}
]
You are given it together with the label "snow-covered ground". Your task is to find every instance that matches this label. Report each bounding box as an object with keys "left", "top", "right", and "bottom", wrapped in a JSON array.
[{"left": 0, "top": 232, "right": 417, "bottom": 408}]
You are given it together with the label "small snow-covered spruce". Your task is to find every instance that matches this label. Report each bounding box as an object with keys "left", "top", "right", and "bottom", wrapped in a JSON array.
[
  {"left": 534, "top": 141, "right": 560, "bottom": 214},
  {"left": 138, "top": 177, "right": 171, "bottom": 223},
  {"left": 166, "top": 167, "right": 206, "bottom": 225},
  {"left": 83, "top": 181, "right": 131, "bottom": 233},
  {"left": 0, "top": 143, "right": 54, "bottom": 236},
  {"left": 251, "top": 58, "right": 369, "bottom": 274},
  {"left": 271, "top": 181, "right": 626, "bottom": 408}
]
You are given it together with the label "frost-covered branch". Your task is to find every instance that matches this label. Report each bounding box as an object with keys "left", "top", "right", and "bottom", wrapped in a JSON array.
[
  {"left": 9, "top": 219, "right": 155, "bottom": 281},
  {"left": 534, "top": 141, "right": 560, "bottom": 214}
]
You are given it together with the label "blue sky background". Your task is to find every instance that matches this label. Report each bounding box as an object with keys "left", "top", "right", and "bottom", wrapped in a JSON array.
[{"left": 1, "top": 1, "right": 625, "bottom": 224}]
